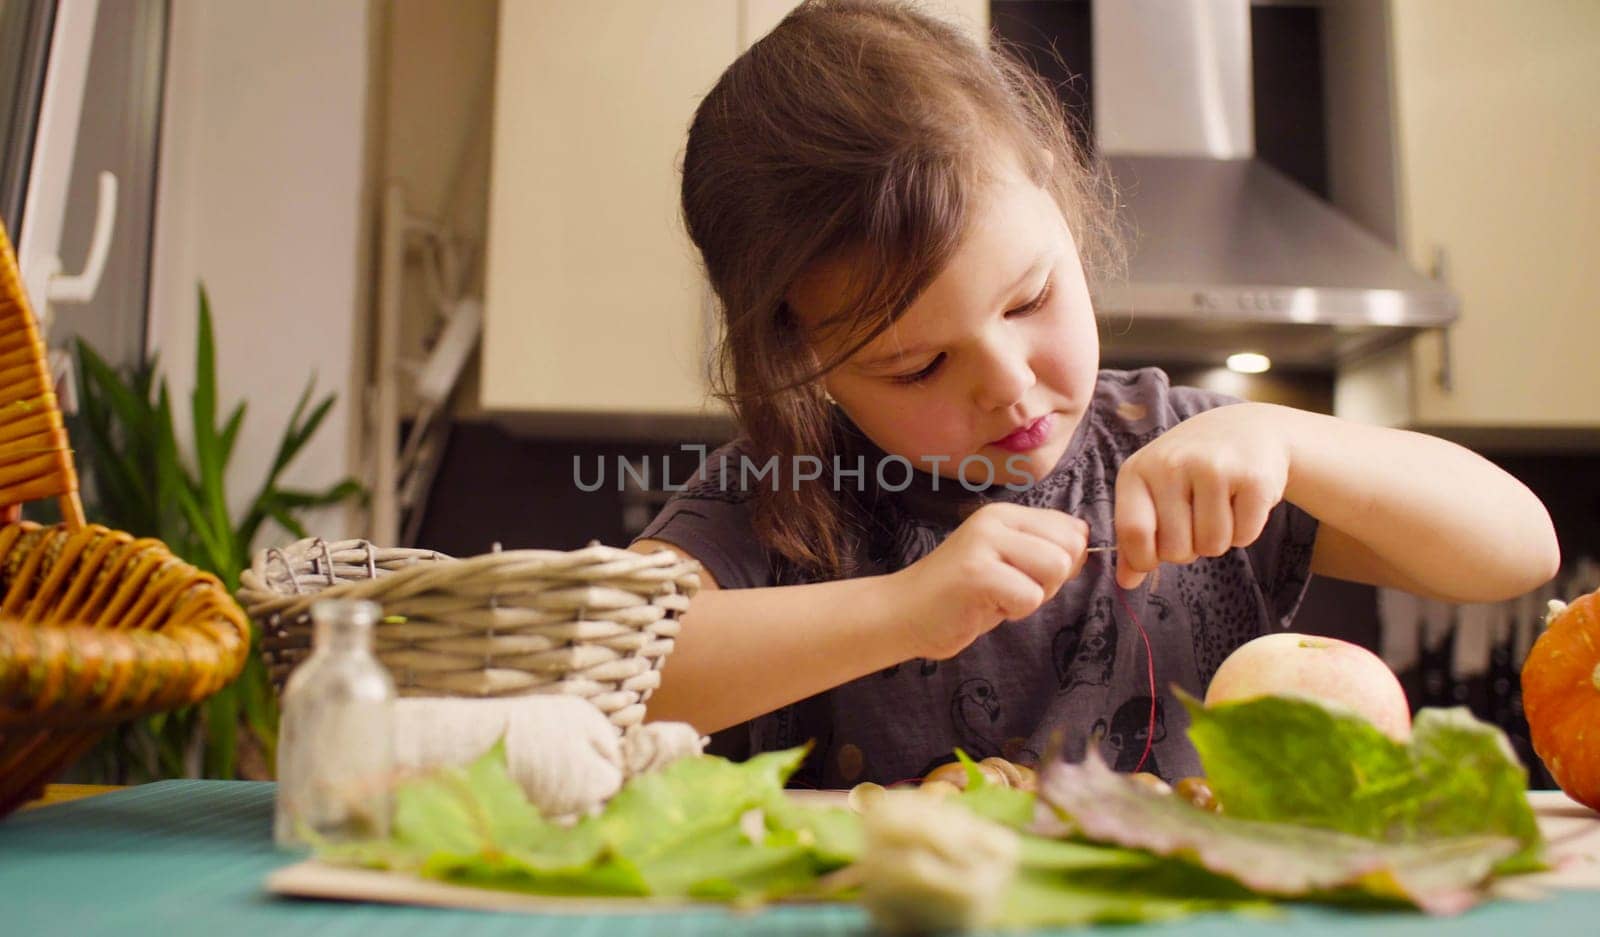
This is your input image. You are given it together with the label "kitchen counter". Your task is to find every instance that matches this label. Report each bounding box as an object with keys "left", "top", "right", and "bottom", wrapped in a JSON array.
[{"left": 2, "top": 780, "right": 1597, "bottom": 935}]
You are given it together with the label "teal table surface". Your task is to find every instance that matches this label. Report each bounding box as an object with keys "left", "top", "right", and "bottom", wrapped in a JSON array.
[{"left": 2, "top": 780, "right": 1598, "bottom": 936}]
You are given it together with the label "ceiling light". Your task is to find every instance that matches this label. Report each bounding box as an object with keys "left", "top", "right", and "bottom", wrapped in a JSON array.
[{"left": 1226, "top": 352, "right": 1271, "bottom": 374}]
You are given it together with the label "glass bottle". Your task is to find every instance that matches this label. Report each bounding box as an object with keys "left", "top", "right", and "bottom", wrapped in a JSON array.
[{"left": 274, "top": 598, "right": 396, "bottom": 849}]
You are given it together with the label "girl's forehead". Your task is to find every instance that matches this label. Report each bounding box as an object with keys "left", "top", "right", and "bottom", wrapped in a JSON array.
[{"left": 790, "top": 169, "right": 1068, "bottom": 353}]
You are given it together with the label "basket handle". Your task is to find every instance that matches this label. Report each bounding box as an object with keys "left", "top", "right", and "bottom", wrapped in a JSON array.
[
  {"left": 0, "top": 617, "right": 248, "bottom": 727},
  {"left": 0, "top": 221, "right": 86, "bottom": 530},
  {"left": 0, "top": 527, "right": 253, "bottom": 725}
]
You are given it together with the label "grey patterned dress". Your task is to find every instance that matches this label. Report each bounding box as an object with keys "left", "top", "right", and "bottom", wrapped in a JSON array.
[{"left": 633, "top": 368, "right": 1319, "bottom": 786}]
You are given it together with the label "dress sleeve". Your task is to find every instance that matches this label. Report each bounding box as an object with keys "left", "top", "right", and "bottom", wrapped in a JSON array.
[{"left": 629, "top": 441, "right": 775, "bottom": 590}]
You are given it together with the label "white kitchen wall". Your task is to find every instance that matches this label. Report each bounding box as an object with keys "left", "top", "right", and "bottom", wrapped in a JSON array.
[{"left": 147, "top": 0, "right": 374, "bottom": 540}]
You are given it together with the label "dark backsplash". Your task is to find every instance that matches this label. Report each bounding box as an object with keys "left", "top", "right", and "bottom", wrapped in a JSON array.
[{"left": 411, "top": 422, "right": 728, "bottom": 556}]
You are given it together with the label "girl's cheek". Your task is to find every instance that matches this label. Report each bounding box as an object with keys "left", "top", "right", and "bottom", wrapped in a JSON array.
[
  {"left": 911, "top": 398, "right": 973, "bottom": 450},
  {"left": 1066, "top": 304, "right": 1102, "bottom": 382},
  {"left": 1032, "top": 320, "right": 1096, "bottom": 396},
  {"left": 869, "top": 393, "right": 966, "bottom": 455},
  {"left": 911, "top": 398, "right": 984, "bottom": 459}
]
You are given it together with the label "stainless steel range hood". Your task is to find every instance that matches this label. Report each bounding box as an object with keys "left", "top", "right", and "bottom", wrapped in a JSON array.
[{"left": 1089, "top": 0, "right": 1457, "bottom": 369}]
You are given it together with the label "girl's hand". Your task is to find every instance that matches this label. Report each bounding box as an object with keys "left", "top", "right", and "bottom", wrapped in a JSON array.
[
  {"left": 1114, "top": 403, "right": 1290, "bottom": 590},
  {"left": 888, "top": 502, "right": 1090, "bottom": 660}
]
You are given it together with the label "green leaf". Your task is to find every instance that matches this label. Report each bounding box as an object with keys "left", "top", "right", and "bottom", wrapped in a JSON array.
[
  {"left": 191, "top": 289, "right": 234, "bottom": 573},
  {"left": 1016, "top": 834, "right": 1150, "bottom": 872},
  {"left": 593, "top": 747, "right": 807, "bottom": 862},
  {"left": 1038, "top": 748, "right": 1519, "bottom": 915},
  {"left": 76, "top": 338, "right": 152, "bottom": 438},
  {"left": 174, "top": 482, "right": 231, "bottom": 584},
  {"left": 157, "top": 707, "right": 195, "bottom": 778},
  {"left": 322, "top": 744, "right": 844, "bottom": 903},
  {"left": 264, "top": 504, "right": 309, "bottom": 541},
  {"left": 217, "top": 401, "right": 246, "bottom": 473},
  {"left": 267, "top": 381, "right": 334, "bottom": 486},
  {"left": 152, "top": 385, "right": 195, "bottom": 553},
  {"left": 632, "top": 824, "right": 818, "bottom": 900},
  {"left": 1001, "top": 853, "right": 1272, "bottom": 928},
  {"left": 1184, "top": 694, "right": 1544, "bottom": 872},
  {"left": 236, "top": 652, "right": 278, "bottom": 767},
  {"left": 763, "top": 797, "right": 864, "bottom": 867},
  {"left": 235, "top": 381, "right": 313, "bottom": 539},
  {"left": 269, "top": 480, "right": 367, "bottom": 509},
  {"left": 239, "top": 384, "right": 347, "bottom": 553},
  {"left": 191, "top": 290, "right": 219, "bottom": 467},
  {"left": 389, "top": 740, "right": 564, "bottom": 856},
  {"left": 420, "top": 849, "right": 650, "bottom": 898},
  {"left": 1406, "top": 709, "right": 1546, "bottom": 872},
  {"left": 951, "top": 748, "right": 1036, "bottom": 831},
  {"left": 73, "top": 340, "right": 159, "bottom": 531},
  {"left": 203, "top": 684, "right": 239, "bottom": 779}
]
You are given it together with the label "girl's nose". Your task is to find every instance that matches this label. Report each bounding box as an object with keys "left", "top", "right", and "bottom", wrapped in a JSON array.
[{"left": 972, "top": 339, "right": 1036, "bottom": 411}]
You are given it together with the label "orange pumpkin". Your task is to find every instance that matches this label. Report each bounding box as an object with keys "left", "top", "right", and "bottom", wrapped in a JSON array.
[{"left": 1522, "top": 589, "right": 1600, "bottom": 811}]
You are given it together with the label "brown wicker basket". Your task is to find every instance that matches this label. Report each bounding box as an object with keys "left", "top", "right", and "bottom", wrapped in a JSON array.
[
  {"left": 0, "top": 223, "right": 251, "bottom": 817},
  {"left": 236, "top": 536, "right": 700, "bottom": 730}
]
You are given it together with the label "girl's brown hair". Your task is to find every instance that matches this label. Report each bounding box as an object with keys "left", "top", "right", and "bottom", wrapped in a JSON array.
[{"left": 682, "top": 0, "right": 1122, "bottom": 580}]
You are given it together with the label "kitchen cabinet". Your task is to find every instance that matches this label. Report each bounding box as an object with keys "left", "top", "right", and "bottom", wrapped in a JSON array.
[
  {"left": 480, "top": 0, "right": 986, "bottom": 431},
  {"left": 1335, "top": 1, "right": 1600, "bottom": 442}
]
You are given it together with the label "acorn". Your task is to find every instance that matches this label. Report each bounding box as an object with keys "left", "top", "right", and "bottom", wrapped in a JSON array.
[
  {"left": 923, "top": 757, "right": 1035, "bottom": 790},
  {"left": 848, "top": 781, "right": 888, "bottom": 814},
  {"left": 1128, "top": 771, "right": 1172, "bottom": 795},
  {"left": 980, "top": 757, "right": 1038, "bottom": 792},
  {"left": 918, "top": 779, "right": 961, "bottom": 799},
  {"left": 1173, "top": 776, "right": 1219, "bottom": 812}
]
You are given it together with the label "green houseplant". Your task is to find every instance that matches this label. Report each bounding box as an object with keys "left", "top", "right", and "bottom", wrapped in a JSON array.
[{"left": 66, "top": 286, "right": 363, "bottom": 782}]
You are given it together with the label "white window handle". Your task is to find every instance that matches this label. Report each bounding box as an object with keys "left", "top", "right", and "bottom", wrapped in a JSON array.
[
  {"left": 35, "top": 170, "right": 118, "bottom": 310},
  {"left": 26, "top": 171, "right": 116, "bottom": 415}
]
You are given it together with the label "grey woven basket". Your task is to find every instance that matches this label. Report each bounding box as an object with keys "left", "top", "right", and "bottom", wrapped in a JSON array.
[{"left": 236, "top": 537, "right": 701, "bottom": 729}]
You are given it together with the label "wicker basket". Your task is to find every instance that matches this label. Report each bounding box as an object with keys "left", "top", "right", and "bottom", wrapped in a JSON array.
[
  {"left": 236, "top": 536, "right": 700, "bottom": 730},
  {"left": 0, "top": 223, "right": 252, "bottom": 817}
]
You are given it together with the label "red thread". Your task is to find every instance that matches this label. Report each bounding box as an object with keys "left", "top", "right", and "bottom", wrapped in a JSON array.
[{"left": 1102, "top": 556, "right": 1157, "bottom": 776}]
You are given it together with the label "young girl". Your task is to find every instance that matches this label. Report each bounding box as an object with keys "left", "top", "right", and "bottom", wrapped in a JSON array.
[{"left": 629, "top": 0, "right": 1559, "bottom": 787}]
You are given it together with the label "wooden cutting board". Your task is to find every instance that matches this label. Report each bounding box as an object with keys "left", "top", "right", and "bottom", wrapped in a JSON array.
[
  {"left": 266, "top": 862, "right": 712, "bottom": 914},
  {"left": 265, "top": 790, "right": 1600, "bottom": 913},
  {"left": 1517, "top": 791, "right": 1600, "bottom": 890}
]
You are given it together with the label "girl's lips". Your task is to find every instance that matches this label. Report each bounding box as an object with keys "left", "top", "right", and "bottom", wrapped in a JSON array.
[{"left": 989, "top": 413, "right": 1054, "bottom": 453}]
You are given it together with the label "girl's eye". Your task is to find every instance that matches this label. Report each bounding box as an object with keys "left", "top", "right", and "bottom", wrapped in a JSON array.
[
  {"left": 1005, "top": 276, "right": 1055, "bottom": 318},
  {"left": 886, "top": 277, "right": 1052, "bottom": 386},
  {"left": 892, "top": 353, "right": 945, "bottom": 385}
]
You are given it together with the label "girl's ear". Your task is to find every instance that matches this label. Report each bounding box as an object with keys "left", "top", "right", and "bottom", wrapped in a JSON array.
[{"left": 1041, "top": 147, "right": 1055, "bottom": 171}]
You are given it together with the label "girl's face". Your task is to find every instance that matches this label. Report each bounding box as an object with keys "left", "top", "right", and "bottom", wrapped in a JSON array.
[{"left": 790, "top": 164, "right": 1100, "bottom": 488}]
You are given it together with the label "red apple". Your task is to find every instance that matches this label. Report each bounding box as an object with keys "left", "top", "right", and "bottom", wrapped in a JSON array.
[{"left": 1204, "top": 632, "right": 1413, "bottom": 741}]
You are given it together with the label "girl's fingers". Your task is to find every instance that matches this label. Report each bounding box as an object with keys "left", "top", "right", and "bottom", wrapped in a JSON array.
[
  {"left": 1151, "top": 476, "right": 1196, "bottom": 565},
  {"left": 982, "top": 553, "right": 1049, "bottom": 620},
  {"left": 993, "top": 525, "right": 1080, "bottom": 600},
  {"left": 1114, "top": 473, "right": 1158, "bottom": 589},
  {"left": 1231, "top": 479, "right": 1276, "bottom": 547},
  {"left": 1191, "top": 470, "right": 1234, "bottom": 557},
  {"left": 983, "top": 502, "right": 1090, "bottom": 555}
]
